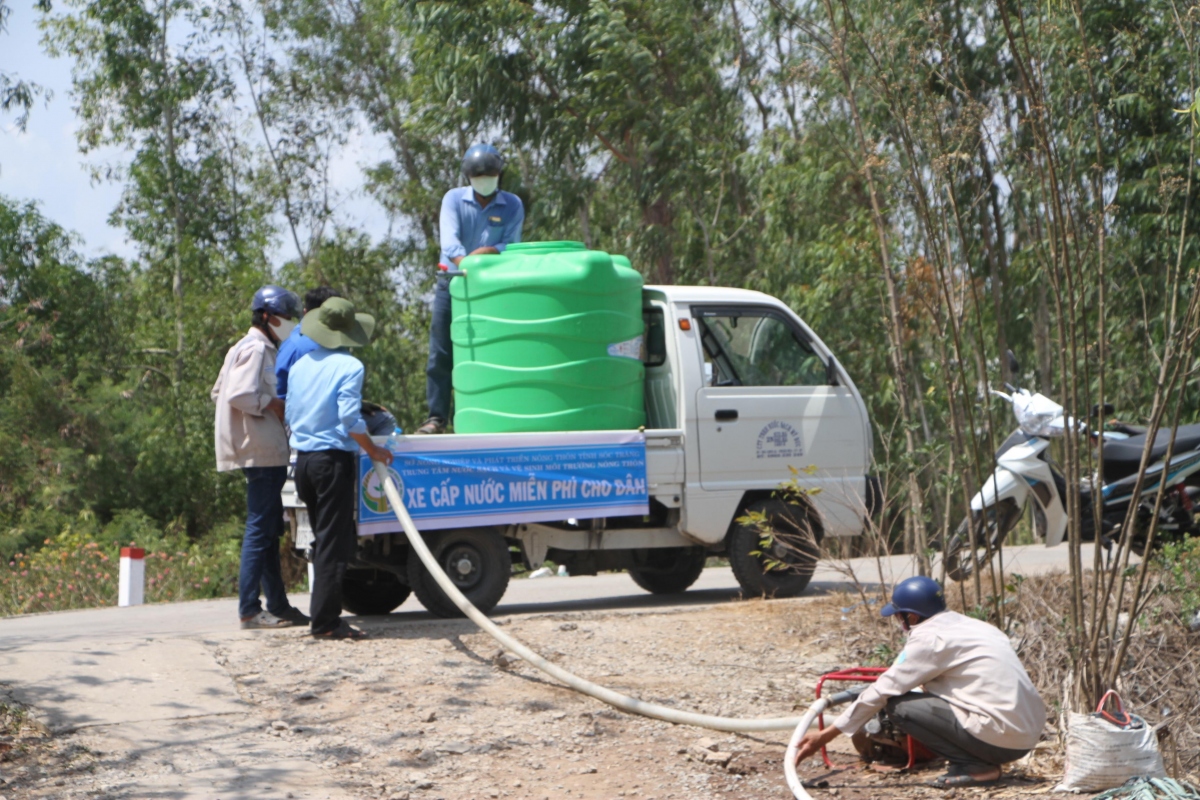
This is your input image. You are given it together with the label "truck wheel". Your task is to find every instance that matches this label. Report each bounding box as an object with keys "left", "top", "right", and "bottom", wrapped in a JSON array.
[
  {"left": 628, "top": 547, "right": 708, "bottom": 594},
  {"left": 728, "top": 499, "right": 822, "bottom": 598},
  {"left": 406, "top": 528, "right": 511, "bottom": 618},
  {"left": 341, "top": 568, "right": 411, "bottom": 616}
]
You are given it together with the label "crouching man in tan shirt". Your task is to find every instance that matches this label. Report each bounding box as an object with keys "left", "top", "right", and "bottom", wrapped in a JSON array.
[{"left": 794, "top": 576, "right": 1046, "bottom": 789}]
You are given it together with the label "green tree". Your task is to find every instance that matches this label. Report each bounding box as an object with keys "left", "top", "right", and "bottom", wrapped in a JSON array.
[
  {"left": 0, "top": 196, "right": 122, "bottom": 552},
  {"left": 0, "top": 0, "right": 51, "bottom": 134},
  {"left": 43, "top": 0, "right": 278, "bottom": 534},
  {"left": 279, "top": 228, "right": 429, "bottom": 432}
]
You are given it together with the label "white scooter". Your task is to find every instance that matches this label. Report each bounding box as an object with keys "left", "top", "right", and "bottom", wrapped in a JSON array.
[{"left": 943, "top": 354, "right": 1200, "bottom": 581}]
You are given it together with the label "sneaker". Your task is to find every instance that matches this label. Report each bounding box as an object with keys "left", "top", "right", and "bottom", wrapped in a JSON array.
[
  {"left": 274, "top": 606, "right": 311, "bottom": 625},
  {"left": 415, "top": 417, "right": 446, "bottom": 435},
  {"left": 240, "top": 610, "right": 293, "bottom": 629}
]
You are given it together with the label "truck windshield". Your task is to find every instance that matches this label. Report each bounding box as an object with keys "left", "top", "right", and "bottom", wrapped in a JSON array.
[{"left": 694, "top": 308, "right": 827, "bottom": 387}]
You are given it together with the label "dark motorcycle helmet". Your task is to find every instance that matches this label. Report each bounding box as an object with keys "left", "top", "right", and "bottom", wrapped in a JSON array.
[
  {"left": 251, "top": 285, "right": 302, "bottom": 318},
  {"left": 881, "top": 576, "right": 946, "bottom": 619},
  {"left": 461, "top": 143, "right": 505, "bottom": 178}
]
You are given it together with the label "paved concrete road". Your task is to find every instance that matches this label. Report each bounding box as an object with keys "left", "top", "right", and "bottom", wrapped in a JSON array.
[
  {"left": 0, "top": 543, "right": 1094, "bottom": 647},
  {"left": 0, "top": 543, "right": 1090, "bottom": 798}
]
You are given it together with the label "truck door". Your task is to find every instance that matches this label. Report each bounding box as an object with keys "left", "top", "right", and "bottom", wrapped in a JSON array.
[{"left": 691, "top": 305, "right": 868, "bottom": 511}]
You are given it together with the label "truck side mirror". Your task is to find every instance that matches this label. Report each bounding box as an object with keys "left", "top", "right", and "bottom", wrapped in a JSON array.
[{"left": 826, "top": 358, "right": 839, "bottom": 386}]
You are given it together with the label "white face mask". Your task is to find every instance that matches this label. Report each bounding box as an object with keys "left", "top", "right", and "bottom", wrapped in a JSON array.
[
  {"left": 271, "top": 317, "right": 297, "bottom": 340},
  {"left": 470, "top": 175, "right": 499, "bottom": 197}
]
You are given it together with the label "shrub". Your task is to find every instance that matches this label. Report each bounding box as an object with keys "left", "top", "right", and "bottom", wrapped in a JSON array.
[
  {"left": 0, "top": 512, "right": 247, "bottom": 616},
  {"left": 1157, "top": 538, "right": 1200, "bottom": 623}
]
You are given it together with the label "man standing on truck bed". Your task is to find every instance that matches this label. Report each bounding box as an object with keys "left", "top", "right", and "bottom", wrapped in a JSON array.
[
  {"left": 286, "top": 297, "right": 394, "bottom": 639},
  {"left": 212, "top": 285, "right": 311, "bottom": 630},
  {"left": 416, "top": 143, "right": 525, "bottom": 435}
]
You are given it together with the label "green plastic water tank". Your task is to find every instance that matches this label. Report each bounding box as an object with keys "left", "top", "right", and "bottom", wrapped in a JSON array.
[{"left": 450, "top": 241, "right": 645, "bottom": 433}]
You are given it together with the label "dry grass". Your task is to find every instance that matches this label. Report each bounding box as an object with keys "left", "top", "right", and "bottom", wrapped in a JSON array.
[{"left": 990, "top": 573, "right": 1200, "bottom": 777}]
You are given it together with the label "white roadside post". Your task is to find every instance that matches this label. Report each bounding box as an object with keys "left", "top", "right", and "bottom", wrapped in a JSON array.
[{"left": 118, "top": 547, "right": 145, "bottom": 607}]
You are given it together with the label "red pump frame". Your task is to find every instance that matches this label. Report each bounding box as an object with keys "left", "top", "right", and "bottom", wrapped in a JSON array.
[{"left": 814, "top": 667, "right": 920, "bottom": 770}]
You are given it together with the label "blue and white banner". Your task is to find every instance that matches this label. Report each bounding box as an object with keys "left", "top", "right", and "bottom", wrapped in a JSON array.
[{"left": 357, "top": 431, "right": 649, "bottom": 534}]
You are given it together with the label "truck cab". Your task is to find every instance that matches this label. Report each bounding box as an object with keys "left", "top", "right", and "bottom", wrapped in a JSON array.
[
  {"left": 646, "top": 286, "right": 872, "bottom": 542},
  {"left": 286, "top": 285, "right": 873, "bottom": 617}
]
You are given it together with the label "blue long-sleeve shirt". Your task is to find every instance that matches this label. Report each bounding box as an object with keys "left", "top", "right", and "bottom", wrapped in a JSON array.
[
  {"left": 285, "top": 346, "right": 368, "bottom": 453},
  {"left": 274, "top": 325, "right": 320, "bottom": 398},
  {"left": 438, "top": 186, "right": 524, "bottom": 267}
]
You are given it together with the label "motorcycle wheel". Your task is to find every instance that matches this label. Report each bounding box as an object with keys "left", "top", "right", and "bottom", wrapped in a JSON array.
[
  {"left": 1128, "top": 502, "right": 1197, "bottom": 556},
  {"left": 943, "top": 500, "right": 1022, "bottom": 582}
]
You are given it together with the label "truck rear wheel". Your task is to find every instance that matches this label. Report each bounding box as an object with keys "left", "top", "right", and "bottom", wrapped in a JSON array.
[
  {"left": 341, "top": 568, "right": 411, "bottom": 616},
  {"left": 628, "top": 547, "right": 708, "bottom": 594},
  {"left": 406, "top": 528, "right": 511, "bottom": 618},
  {"left": 728, "top": 499, "right": 822, "bottom": 598}
]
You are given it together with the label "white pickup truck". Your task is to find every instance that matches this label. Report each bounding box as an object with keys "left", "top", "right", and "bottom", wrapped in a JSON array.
[{"left": 285, "top": 285, "right": 876, "bottom": 617}]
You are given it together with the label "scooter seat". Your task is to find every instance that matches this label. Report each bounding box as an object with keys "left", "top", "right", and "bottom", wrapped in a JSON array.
[{"left": 1102, "top": 423, "right": 1200, "bottom": 484}]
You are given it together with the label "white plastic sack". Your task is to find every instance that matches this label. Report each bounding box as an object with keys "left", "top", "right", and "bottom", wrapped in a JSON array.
[{"left": 1055, "top": 711, "right": 1166, "bottom": 792}]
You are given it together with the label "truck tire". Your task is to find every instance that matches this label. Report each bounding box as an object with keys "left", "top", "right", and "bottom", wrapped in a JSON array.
[
  {"left": 407, "top": 528, "right": 511, "bottom": 618},
  {"left": 341, "top": 568, "right": 411, "bottom": 616},
  {"left": 728, "top": 498, "right": 822, "bottom": 598},
  {"left": 628, "top": 547, "right": 708, "bottom": 594}
]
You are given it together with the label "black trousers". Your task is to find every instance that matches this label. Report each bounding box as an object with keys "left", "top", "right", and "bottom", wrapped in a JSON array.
[
  {"left": 295, "top": 449, "right": 358, "bottom": 634},
  {"left": 885, "top": 693, "right": 1031, "bottom": 771}
]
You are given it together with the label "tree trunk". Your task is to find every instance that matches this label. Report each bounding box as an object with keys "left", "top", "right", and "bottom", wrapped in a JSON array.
[
  {"left": 823, "top": 0, "right": 927, "bottom": 571},
  {"left": 979, "top": 150, "right": 1010, "bottom": 385},
  {"left": 1036, "top": 282, "right": 1052, "bottom": 394},
  {"left": 159, "top": 0, "right": 187, "bottom": 444},
  {"left": 564, "top": 153, "right": 592, "bottom": 248},
  {"left": 643, "top": 195, "right": 675, "bottom": 285}
]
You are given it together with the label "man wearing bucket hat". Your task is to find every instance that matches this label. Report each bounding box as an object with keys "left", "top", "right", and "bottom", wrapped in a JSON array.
[
  {"left": 793, "top": 576, "right": 1046, "bottom": 788},
  {"left": 286, "top": 297, "right": 394, "bottom": 640},
  {"left": 416, "top": 143, "right": 525, "bottom": 435}
]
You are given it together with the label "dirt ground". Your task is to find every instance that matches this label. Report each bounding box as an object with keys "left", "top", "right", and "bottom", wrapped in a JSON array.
[{"left": 1, "top": 594, "right": 1073, "bottom": 799}]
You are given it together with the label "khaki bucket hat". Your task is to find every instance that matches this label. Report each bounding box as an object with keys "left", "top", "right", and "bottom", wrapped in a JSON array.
[{"left": 301, "top": 297, "right": 376, "bottom": 349}]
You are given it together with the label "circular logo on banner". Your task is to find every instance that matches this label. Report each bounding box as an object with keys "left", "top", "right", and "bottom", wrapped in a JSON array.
[
  {"left": 361, "top": 466, "right": 404, "bottom": 514},
  {"left": 756, "top": 420, "right": 805, "bottom": 459}
]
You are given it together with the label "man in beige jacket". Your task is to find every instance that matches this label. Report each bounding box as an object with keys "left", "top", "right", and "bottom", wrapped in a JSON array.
[
  {"left": 212, "top": 285, "right": 310, "bottom": 629},
  {"left": 793, "top": 576, "right": 1046, "bottom": 788}
]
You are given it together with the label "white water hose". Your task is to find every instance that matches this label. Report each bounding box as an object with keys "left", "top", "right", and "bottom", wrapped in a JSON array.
[
  {"left": 371, "top": 461, "right": 856, "bottom": 799},
  {"left": 784, "top": 698, "right": 830, "bottom": 798},
  {"left": 781, "top": 689, "right": 863, "bottom": 799}
]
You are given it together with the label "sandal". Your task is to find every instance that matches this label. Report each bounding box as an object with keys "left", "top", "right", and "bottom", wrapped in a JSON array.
[
  {"left": 415, "top": 416, "right": 446, "bottom": 435},
  {"left": 928, "top": 769, "right": 1001, "bottom": 789},
  {"left": 311, "top": 623, "right": 368, "bottom": 640}
]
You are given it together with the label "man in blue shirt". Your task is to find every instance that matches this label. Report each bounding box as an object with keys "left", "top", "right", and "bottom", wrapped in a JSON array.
[
  {"left": 416, "top": 144, "right": 525, "bottom": 434},
  {"left": 275, "top": 286, "right": 341, "bottom": 398},
  {"left": 286, "top": 297, "right": 393, "bottom": 639}
]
